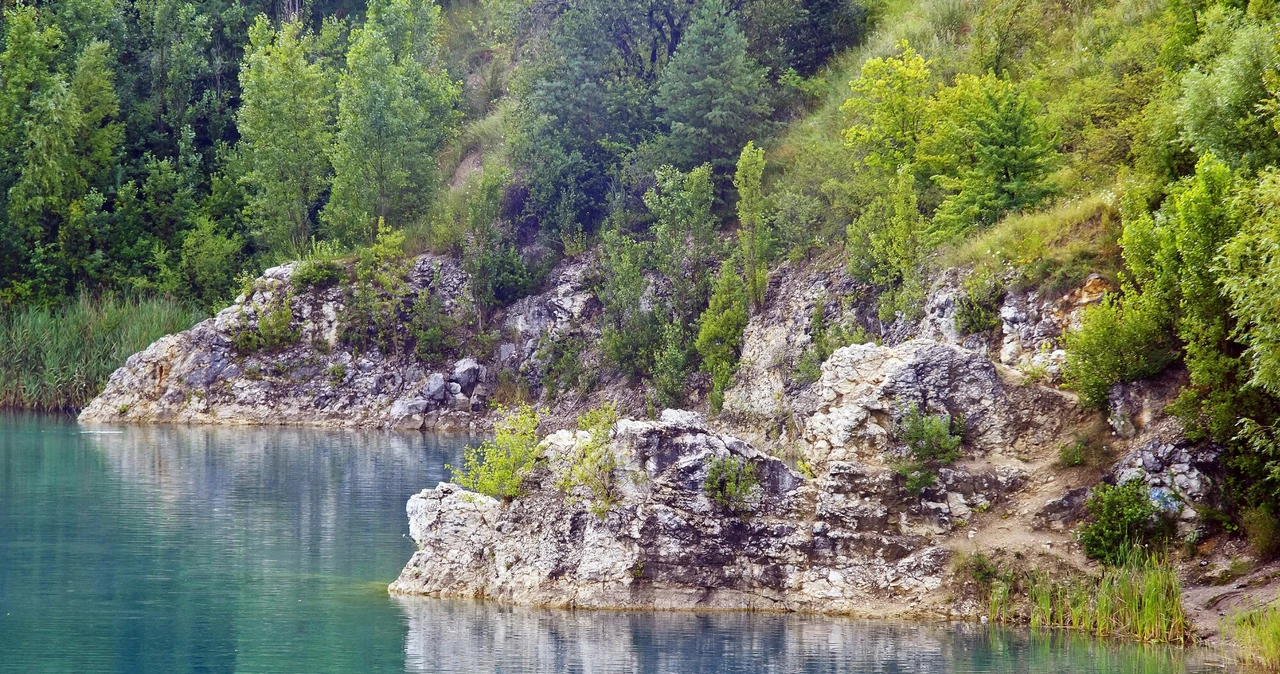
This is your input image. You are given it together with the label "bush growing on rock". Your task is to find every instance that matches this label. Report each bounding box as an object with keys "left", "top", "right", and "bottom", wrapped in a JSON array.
[
  {"left": 1078, "top": 479, "right": 1173, "bottom": 565},
  {"left": 1063, "top": 293, "right": 1176, "bottom": 409},
  {"left": 703, "top": 455, "right": 761, "bottom": 513},
  {"left": 557, "top": 403, "right": 622, "bottom": 518},
  {"left": 292, "top": 260, "right": 343, "bottom": 290},
  {"left": 891, "top": 406, "right": 963, "bottom": 497},
  {"left": 449, "top": 404, "right": 542, "bottom": 500}
]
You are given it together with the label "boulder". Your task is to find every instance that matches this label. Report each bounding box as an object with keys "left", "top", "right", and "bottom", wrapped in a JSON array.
[
  {"left": 424, "top": 373, "right": 447, "bottom": 400},
  {"left": 452, "top": 358, "right": 482, "bottom": 391},
  {"left": 803, "top": 340, "right": 1083, "bottom": 467}
]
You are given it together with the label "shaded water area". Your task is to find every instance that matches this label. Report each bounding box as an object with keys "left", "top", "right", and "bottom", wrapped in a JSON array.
[{"left": 0, "top": 413, "right": 1239, "bottom": 673}]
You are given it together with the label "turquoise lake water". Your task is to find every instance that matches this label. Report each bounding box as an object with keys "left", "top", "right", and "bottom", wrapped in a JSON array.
[{"left": 0, "top": 413, "right": 1240, "bottom": 673}]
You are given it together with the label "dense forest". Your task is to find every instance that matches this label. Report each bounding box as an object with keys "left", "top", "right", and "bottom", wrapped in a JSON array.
[{"left": 3, "top": 0, "right": 1280, "bottom": 521}]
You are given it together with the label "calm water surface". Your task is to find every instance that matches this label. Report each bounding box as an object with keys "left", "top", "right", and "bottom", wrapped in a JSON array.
[{"left": 0, "top": 414, "right": 1238, "bottom": 673}]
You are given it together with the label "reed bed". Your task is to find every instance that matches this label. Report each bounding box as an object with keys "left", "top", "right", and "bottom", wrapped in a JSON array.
[
  {"left": 0, "top": 295, "right": 204, "bottom": 411},
  {"left": 982, "top": 552, "right": 1190, "bottom": 644},
  {"left": 1227, "top": 594, "right": 1280, "bottom": 671}
]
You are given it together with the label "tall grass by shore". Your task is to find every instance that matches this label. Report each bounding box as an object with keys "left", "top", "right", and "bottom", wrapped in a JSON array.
[
  {"left": 0, "top": 295, "right": 205, "bottom": 411},
  {"left": 1228, "top": 595, "right": 1280, "bottom": 671},
  {"left": 976, "top": 552, "right": 1191, "bottom": 645}
]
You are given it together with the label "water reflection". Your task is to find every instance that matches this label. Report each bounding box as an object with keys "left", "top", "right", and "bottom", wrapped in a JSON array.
[
  {"left": 395, "top": 598, "right": 1230, "bottom": 674},
  {"left": 0, "top": 414, "right": 1240, "bottom": 673}
]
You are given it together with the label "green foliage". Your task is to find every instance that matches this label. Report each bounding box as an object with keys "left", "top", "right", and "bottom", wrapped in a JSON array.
[
  {"left": 292, "top": 260, "right": 343, "bottom": 291},
  {"left": 1229, "top": 593, "right": 1280, "bottom": 670},
  {"left": 841, "top": 41, "right": 934, "bottom": 170},
  {"left": 1220, "top": 170, "right": 1280, "bottom": 397},
  {"left": 1011, "top": 552, "right": 1190, "bottom": 643},
  {"left": 462, "top": 166, "right": 532, "bottom": 321},
  {"left": 408, "top": 293, "right": 458, "bottom": 364},
  {"left": 655, "top": 0, "right": 771, "bottom": 175},
  {"left": 1079, "top": 479, "right": 1171, "bottom": 566},
  {"left": 179, "top": 216, "right": 245, "bottom": 310},
  {"left": 954, "top": 266, "right": 1004, "bottom": 335},
  {"left": 1063, "top": 293, "right": 1178, "bottom": 409},
  {"left": 0, "top": 294, "right": 204, "bottom": 410},
  {"left": 696, "top": 260, "right": 749, "bottom": 413},
  {"left": 1242, "top": 506, "right": 1280, "bottom": 561},
  {"left": 652, "top": 321, "right": 692, "bottom": 410},
  {"left": 598, "top": 228, "right": 659, "bottom": 380},
  {"left": 256, "top": 291, "right": 298, "bottom": 351},
  {"left": 448, "top": 404, "right": 542, "bottom": 500},
  {"left": 734, "top": 142, "right": 770, "bottom": 312},
  {"left": 237, "top": 17, "right": 334, "bottom": 257},
  {"left": 647, "top": 164, "right": 719, "bottom": 325},
  {"left": 925, "top": 73, "right": 1056, "bottom": 241},
  {"left": 540, "top": 336, "right": 587, "bottom": 400},
  {"left": 327, "top": 363, "right": 348, "bottom": 386},
  {"left": 848, "top": 166, "right": 928, "bottom": 322},
  {"left": 703, "top": 455, "right": 761, "bottom": 513},
  {"left": 557, "top": 402, "right": 622, "bottom": 518},
  {"left": 323, "top": 0, "right": 461, "bottom": 246},
  {"left": 892, "top": 406, "right": 963, "bottom": 497},
  {"left": 1177, "top": 19, "right": 1280, "bottom": 171},
  {"left": 340, "top": 220, "right": 413, "bottom": 355},
  {"left": 793, "top": 299, "right": 873, "bottom": 385}
]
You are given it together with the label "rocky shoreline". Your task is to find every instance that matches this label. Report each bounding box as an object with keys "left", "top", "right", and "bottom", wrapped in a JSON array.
[{"left": 77, "top": 252, "right": 1243, "bottom": 630}]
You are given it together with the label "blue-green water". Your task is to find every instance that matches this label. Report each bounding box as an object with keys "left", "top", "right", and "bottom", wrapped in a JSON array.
[{"left": 0, "top": 414, "right": 1238, "bottom": 673}]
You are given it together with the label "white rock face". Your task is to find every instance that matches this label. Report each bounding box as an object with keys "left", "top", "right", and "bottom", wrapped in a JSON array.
[
  {"left": 803, "top": 340, "right": 1083, "bottom": 467},
  {"left": 78, "top": 254, "right": 598, "bottom": 430},
  {"left": 389, "top": 411, "right": 1022, "bottom": 614}
]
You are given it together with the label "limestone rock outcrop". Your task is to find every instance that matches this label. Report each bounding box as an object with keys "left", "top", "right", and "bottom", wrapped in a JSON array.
[
  {"left": 389, "top": 409, "right": 1023, "bottom": 613},
  {"left": 803, "top": 340, "right": 1085, "bottom": 467},
  {"left": 78, "top": 254, "right": 594, "bottom": 429}
]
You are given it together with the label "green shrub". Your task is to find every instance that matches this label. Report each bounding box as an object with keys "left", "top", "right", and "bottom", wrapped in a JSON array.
[
  {"left": 703, "top": 455, "right": 761, "bottom": 513},
  {"left": 541, "top": 336, "right": 586, "bottom": 400},
  {"left": 448, "top": 404, "right": 542, "bottom": 500},
  {"left": 954, "top": 266, "right": 1003, "bottom": 335},
  {"left": 1243, "top": 506, "right": 1280, "bottom": 561},
  {"left": 1063, "top": 293, "right": 1177, "bottom": 409},
  {"left": 292, "top": 259, "right": 343, "bottom": 290},
  {"left": 327, "top": 364, "right": 347, "bottom": 386},
  {"left": 557, "top": 403, "right": 622, "bottom": 518},
  {"left": 257, "top": 292, "right": 298, "bottom": 351},
  {"left": 1078, "top": 479, "right": 1172, "bottom": 565},
  {"left": 408, "top": 294, "right": 458, "bottom": 364},
  {"left": 652, "top": 322, "right": 691, "bottom": 409},
  {"left": 1058, "top": 439, "right": 1089, "bottom": 467},
  {"left": 793, "top": 299, "right": 874, "bottom": 385},
  {"left": 891, "top": 406, "right": 963, "bottom": 497}
]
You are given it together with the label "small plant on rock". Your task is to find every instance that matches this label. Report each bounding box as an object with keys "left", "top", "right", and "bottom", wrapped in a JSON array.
[
  {"left": 448, "top": 404, "right": 542, "bottom": 500},
  {"left": 292, "top": 259, "right": 342, "bottom": 290},
  {"left": 704, "top": 455, "right": 761, "bottom": 513},
  {"left": 557, "top": 402, "right": 622, "bottom": 518},
  {"left": 891, "top": 406, "right": 963, "bottom": 497}
]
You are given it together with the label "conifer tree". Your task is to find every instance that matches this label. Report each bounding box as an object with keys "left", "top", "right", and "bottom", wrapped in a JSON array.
[{"left": 655, "top": 0, "right": 770, "bottom": 175}]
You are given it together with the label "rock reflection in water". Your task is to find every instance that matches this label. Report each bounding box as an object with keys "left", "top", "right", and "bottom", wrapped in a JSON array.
[{"left": 396, "top": 598, "right": 1221, "bottom": 674}]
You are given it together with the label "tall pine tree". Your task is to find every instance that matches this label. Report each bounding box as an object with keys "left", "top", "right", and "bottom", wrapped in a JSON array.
[{"left": 655, "top": 0, "right": 771, "bottom": 176}]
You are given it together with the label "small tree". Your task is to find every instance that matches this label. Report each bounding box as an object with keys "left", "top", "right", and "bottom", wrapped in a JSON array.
[
  {"left": 925, "top": 73, "right": 1056, "bottom": 241},
  {"left": 841, "top": 41, "right": 933, "bottom": 170},
  {"left": 892, "top": 406, "right": 963, "bottom": 496},
  {"left": 696, "top": 260, "right": 749, "bottom": 413},
  {"left": 704, "top": 455, "right": 761, "bottom": 513},
  {"left": 449, "top": 404, "right": 542, "bottom": 500},
  {"left": 734, "top": 142, "right": 769, "bottom": 312}
]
